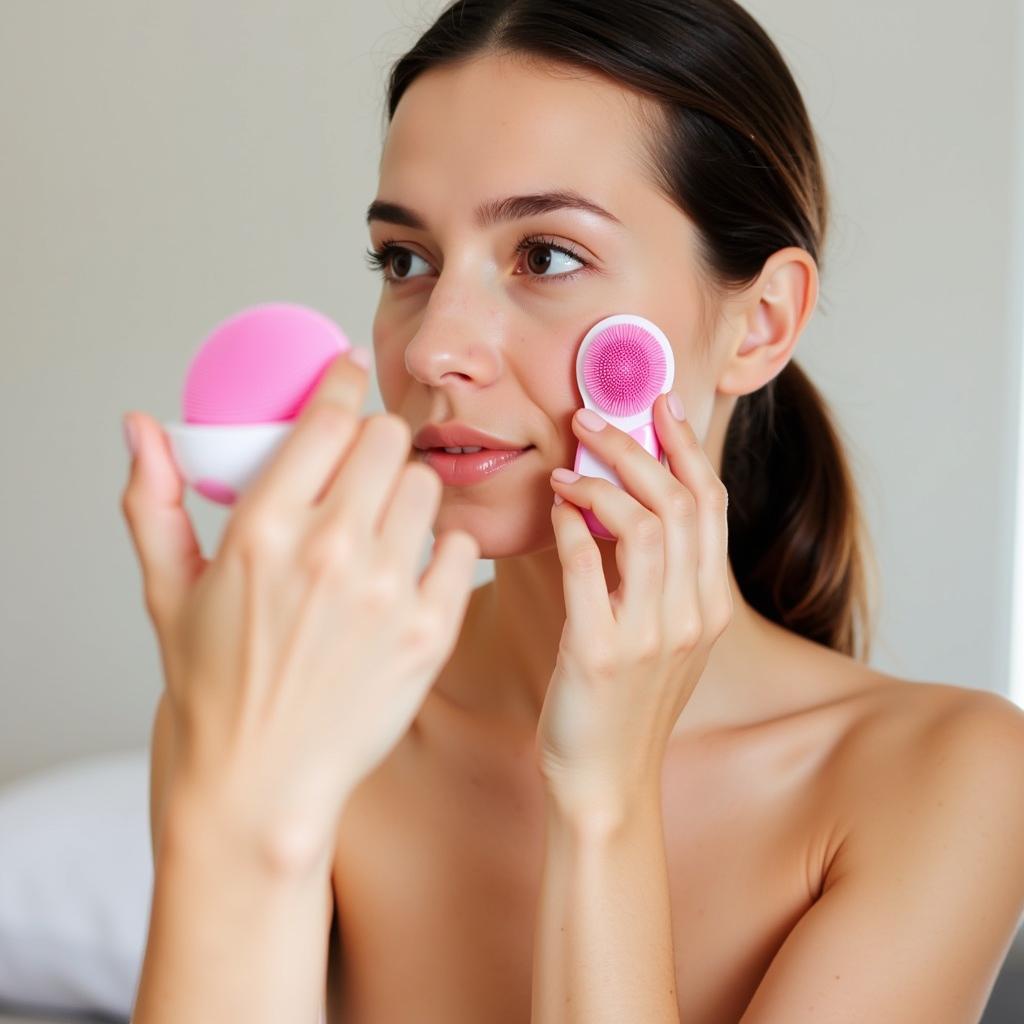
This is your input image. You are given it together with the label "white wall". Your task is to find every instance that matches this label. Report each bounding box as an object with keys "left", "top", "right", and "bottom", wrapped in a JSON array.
[
  {"left": 1008, "top": 0, "right": 1024, "bottom": 710},
  {"left": 1, "top": 0, "right": 1021, "bottom": 784}
]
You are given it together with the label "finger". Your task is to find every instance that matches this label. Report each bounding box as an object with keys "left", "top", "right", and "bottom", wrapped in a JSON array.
[
  {"left": 120, "top": 412, "right": 207, "bottom": 627},
  {"left": 549, "top": 491, "right": 616, "bottom": 635},
  {"left": 549, "top": 471, "right": 662, "bottom": 630},
  {"left": 653, "top": 393, "right": 731, "bottom": 628},
  {"left": 416, "top": 528, "right": 480, "bottom": 657},
  {"left": 315, "top": 414, "right": 414, "bottom": 536},
  {"left": 568, "top": 407, "right": 670, "bottom": 512},
  {"left": 237, "top": 348, "right": 370, "bottom": 514},
  {"left": 568, "top": 405, "right": 698, "bottom": 623},
  {"left": 377, "top": 461, "right": 443, "bottom": 576}
]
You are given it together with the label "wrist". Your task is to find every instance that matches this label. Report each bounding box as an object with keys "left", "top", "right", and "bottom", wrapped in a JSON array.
[
  {"left": 542, "top": 774, "right": 663, "bottom": 843},
  {"left": 160, "top": 779, "right": 342, "bottom": 880}
]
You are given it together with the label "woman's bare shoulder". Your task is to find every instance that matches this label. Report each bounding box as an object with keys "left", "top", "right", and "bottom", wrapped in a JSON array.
[
  {"left": 839, "top": 670, "right": 1022, "bottom": 746},
  {"left": 822, "top": 668, "right": 1024, "bottom": 829}
]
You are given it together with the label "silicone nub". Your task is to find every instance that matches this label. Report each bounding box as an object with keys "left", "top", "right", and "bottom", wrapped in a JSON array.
[
  {"left": 182, "top": 302, "right": 350, "bottom": 424},
  {"left": 581, "top": 321, "right": 667, "bottom": 417}
]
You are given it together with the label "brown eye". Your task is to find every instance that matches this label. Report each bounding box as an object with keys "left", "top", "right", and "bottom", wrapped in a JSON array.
[
  {"left": 514, "top": 235, "right": 589, "bottom": 283},
  {"left": 391, "top": 250, "right": 413, "bottom": 278},
  {"left": 526, "top": 245, "right": 553, "bottom": 275},
  {"left": 365, "top": 243, "right": 431, "bottom": 282}
]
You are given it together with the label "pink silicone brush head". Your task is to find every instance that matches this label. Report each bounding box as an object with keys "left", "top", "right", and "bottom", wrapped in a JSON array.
[
  {"left": 581, "top": 320, "right": 669, "bottom": 417},
  {"left": 183, "top": 302, "right": 349, "bottom": 424},
  {"left": 164, "top": 303, "right": 352, "bottom": 506}
]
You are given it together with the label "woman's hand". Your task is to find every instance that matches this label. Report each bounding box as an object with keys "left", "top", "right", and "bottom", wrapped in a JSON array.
[
  {"left": 537, "top": 394, "right": 734, "bottom": 826},
  {"left": 120, "top": 350, "right": 479, "bottom": 870}
]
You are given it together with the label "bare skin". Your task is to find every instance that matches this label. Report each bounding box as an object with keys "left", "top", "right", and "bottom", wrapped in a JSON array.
[
  {"left": 327, "top": 608, "right": 973, "bottom": 1023},
  {"left": 315, "top": 52, "right": 1023, "bottom": 1023}
]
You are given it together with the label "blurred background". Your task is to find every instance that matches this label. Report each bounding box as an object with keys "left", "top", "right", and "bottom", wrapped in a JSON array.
[{"left": 1, "top": 1, "right": 1021, "bottom": 1021}]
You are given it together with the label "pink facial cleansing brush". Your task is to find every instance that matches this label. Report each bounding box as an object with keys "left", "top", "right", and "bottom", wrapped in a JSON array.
[
  {"left": 574, "top": 313, "right": 676, "bottom": 540},
  {"left": 163, "top": 303, "right": 353, "bottom": 505}
]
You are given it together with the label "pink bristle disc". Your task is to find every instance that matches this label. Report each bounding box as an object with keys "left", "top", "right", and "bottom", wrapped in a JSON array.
[
  {"left": 183, "top": 302, "right": 351, "bottom": 424},
  {"left": 582, "top": 321, "right": 667, "bottom": 417}
]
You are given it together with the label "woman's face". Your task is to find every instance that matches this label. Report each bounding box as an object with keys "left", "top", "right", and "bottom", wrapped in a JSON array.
[{"left": 368, "top": 52, "right": 720, "bottom": 558}]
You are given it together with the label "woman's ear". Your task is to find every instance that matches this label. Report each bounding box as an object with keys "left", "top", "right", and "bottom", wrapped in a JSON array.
[{"left": 716, "top": 246, "right": 819, "bottom": 397}]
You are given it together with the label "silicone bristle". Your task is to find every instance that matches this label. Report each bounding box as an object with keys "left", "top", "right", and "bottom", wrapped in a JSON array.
[{"left": 582, "top": 322, "right": 667, "bottom": 417}]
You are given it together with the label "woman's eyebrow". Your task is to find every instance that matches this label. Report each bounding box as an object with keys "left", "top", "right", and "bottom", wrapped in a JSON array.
[{"left": 365, "top": 189, "right": 623, "bottom": 230}]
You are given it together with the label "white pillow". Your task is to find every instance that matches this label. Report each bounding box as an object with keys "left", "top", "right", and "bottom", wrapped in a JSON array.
[{"left": 0, "top": 749, "right": 152, "bottom": 1021}]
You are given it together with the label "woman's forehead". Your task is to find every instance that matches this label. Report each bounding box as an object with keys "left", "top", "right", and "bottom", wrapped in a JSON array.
[{"left": 378, "top": 55, "right": 655, "bottom": 200}]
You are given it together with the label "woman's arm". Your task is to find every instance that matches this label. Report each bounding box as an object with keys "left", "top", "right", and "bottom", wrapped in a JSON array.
[
  {"left": 532, "top": 390, "right": 731, "bottom": 1020},
  {"left": 735, "top": 695, "right": 1024, "bottom": 1023},
  {"left": 131, "top": 787, "right": 336, "bottom": 1024},
  {"left": 531, "top": 784, "right": 680, "bottom": 1024}
]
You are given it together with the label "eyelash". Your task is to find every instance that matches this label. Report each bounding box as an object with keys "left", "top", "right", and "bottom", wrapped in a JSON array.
[{"left": 363, "top": 233, "right": 591, "bottom": 286}]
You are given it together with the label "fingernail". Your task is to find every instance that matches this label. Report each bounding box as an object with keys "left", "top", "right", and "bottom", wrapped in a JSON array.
[
  {"left": 122, "top": 415, "right": 137, "bottom": 457},
  {"left": 553, "top": 493, "right": 565, "bottom": 505},
  {"left": 348, "top": 346, "right": 372, "bottom": 369},
  {"left": 552, "top": 467, "right": 580, "bottom": 483},
  {"left": 668, "top": 392, "right": 686, "bottom": 421},
  {"left": 575, "top": 408, "right": 607, "bottom": 431}
]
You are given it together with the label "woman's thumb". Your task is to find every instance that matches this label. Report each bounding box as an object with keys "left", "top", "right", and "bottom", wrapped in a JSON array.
[{"left": 121, "top": 411, "right": 207, "bottom": 625}]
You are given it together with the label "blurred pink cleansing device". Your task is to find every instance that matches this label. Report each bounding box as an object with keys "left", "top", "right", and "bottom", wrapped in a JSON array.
[
  {"left": 574, "top": 313, "right": 675, "bottom": 540},
  {"left": 163, "top": 303, "right": 352, "bottom": 505}
]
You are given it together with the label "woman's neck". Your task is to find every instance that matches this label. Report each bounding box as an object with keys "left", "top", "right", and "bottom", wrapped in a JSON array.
[{"left": 429, "top": 541, "right": 783, "bottom": 745}]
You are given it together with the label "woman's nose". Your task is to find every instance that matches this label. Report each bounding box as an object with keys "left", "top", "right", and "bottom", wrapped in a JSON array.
[{"left": 404, "top": 316, "right": 504, "bottom": 389}]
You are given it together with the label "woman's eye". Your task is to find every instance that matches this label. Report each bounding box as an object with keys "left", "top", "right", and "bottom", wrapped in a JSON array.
[
  {"left": 383, "top": 248, "right": 431, "bottom": 281},
  {"left": 517, "top": 242, "right": 586, "bottom": 280},
  {"left": 365, "top": 237, "right": 589, "bottom": 285}
]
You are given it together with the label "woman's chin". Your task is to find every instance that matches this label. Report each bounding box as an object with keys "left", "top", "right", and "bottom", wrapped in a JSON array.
[{"left": 430, "top": 502, "right": 557, "bottom": 560}]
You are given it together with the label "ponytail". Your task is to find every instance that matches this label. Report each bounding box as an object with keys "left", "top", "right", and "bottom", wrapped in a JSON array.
[{"left": 722, "top": 360, "right": 879, "bottom": 659}]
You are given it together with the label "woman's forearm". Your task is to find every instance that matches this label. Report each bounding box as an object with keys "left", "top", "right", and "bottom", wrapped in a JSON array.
[
  {"left": 531, "top": 786, "right": 681, "bottom": 1024},
  {"left": 131, "top": 789, "right": 334, "bottom": 1024}
]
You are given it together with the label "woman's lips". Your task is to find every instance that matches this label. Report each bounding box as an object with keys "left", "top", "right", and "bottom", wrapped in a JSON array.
[{"left": 419, "top": 445, "right": 535, "bottom": 486}]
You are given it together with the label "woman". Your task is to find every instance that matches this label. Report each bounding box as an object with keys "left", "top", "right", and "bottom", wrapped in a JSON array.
[{"left": 121, "top": 1, "right": 1024, "bottom": 1021}]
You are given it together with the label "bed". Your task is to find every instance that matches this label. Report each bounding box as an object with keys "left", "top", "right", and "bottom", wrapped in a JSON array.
[{"left": 0, "top": 1012, "right": 125, "bottom": 1024}]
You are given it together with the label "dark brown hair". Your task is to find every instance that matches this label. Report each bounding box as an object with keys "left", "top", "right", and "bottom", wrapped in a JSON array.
[{"left": 380, "top": 0, "right": 879, "bottom": 660}]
